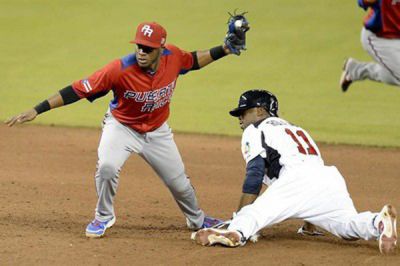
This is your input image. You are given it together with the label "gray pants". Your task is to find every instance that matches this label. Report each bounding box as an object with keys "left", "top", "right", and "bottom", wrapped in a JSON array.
[
  {"left": 347, "top": 28, "right": 400, "bottom": 86},
  {"left": 94, "top": 111, "right": 204, "bottom": 228}
]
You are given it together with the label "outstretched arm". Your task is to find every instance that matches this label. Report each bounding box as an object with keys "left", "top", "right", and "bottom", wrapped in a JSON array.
[
  {"left": 5, "top": 85, "right": 80, "bottom": 127},
  {"left": 192, "top": 45, "right": 231, "bottom": 69}
]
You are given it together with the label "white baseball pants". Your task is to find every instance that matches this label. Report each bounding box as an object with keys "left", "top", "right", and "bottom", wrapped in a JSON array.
[{"left": 229, "top": 164, "right": 380, "bottom": 241}]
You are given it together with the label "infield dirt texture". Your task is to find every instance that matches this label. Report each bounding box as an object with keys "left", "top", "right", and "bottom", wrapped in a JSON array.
[
  {"left": 1, "top": 125, "right": 399, "bottom": 265},
  {"left": 1, "top": 0, "right": 399, "bottom": 265}
]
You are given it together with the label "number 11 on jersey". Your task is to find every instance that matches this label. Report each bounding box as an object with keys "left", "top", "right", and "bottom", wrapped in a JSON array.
[{"left": 285, "top": 128, "right": 318, "bottom": 155}]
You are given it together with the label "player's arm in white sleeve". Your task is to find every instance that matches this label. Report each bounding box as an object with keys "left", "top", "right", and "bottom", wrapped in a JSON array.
[{"left": 236, "top": 125, "right": 266, "bottom": 211}]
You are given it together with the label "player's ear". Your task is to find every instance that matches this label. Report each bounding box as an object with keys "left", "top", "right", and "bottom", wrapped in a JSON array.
[
  {"left": 157, "top": 47, "right": 164, "bottom": 57},
  {"left": 257, "top": 107, "right": 268, "bottom": 117}
]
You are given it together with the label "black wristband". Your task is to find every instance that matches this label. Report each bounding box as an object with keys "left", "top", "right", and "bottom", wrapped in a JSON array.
[
  {"left": 190, "top": 51, "right": 200, "bottom": 70},
  {"left": 210, "top": 45, "right": 227, "bottom": 61},
  {"left": 34, "top": 100, "right": 51, "bottom": 114}
]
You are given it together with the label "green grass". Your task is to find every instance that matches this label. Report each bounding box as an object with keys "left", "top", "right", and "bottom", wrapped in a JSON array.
[{"left": 1, "top": 0, "right": 399, "bottom": 147}]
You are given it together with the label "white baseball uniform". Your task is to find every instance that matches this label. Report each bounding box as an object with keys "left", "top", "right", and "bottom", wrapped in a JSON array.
[{"left": 228, "top": 117, "right": 380, "bottom": 241}]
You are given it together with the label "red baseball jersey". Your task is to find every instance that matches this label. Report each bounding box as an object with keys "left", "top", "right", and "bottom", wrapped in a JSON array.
[
  {"left": 359, "top": 0, "right": 400, "bottom": 38},
  {"left": 72, "top": 44, "right": 194, "bottom": 133}
]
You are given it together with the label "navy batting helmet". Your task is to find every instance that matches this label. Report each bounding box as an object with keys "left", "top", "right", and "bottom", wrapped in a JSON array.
[{"left": 229, "top": 89, "right": 278, "bottom": 117}]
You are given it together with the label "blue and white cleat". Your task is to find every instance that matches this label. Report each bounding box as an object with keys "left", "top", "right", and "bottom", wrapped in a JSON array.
[
  {"left": 186, "top": 215, "right": 224, "bottom": 230},
  {"left": 85, "top": 217, "right": 116, "bottom": 238},
  {"left": 202, "top": 216, "right": 224, "bottom": 229}
]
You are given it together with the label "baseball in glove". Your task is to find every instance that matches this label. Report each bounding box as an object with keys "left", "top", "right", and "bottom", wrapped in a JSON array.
[{"left": 224, "top": 10, "right": 250, "bottom": 55}]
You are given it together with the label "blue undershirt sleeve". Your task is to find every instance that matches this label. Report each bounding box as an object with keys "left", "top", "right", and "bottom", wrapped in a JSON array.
[{"left": 242, "top": 155, "right": 265, "bottom": 195}]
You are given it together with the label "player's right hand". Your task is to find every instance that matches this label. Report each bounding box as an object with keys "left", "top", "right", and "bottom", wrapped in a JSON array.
[{"left": 4, "top": 109, "right": 38, "bottom": 127}]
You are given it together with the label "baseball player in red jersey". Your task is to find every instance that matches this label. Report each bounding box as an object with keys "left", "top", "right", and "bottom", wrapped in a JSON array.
[
  {"left": 192, "top": 90, "right": 397, "bottom": 255},
  {"left": 340, "top": 0, "right": 400, "bottom": 91},
  {"left": 5, "top": 14, "right": 250, "bottom": 238}
]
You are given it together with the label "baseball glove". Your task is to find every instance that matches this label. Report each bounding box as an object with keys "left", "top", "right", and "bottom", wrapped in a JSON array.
[{"left": 224, "top": 10, "right": 250, "bottom": 55}]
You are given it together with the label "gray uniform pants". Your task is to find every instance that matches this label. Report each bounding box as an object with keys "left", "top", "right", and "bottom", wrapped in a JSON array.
[
  {"left": 347, "top": 28, "right": 400, "bottom": 86},
  {"left": 94, "top": 111, "right": 204, "bottom": 228}
]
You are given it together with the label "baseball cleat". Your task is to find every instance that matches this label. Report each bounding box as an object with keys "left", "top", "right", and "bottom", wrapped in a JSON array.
[
  {"left": 376, "top": 205, "right": 397, "bottom": 255},
  {"left": 340, "top": 58, "right": 353, "bottom": 92},
  {"left": 202, "top": 216, "right": 224, "bottom": 229},
  {"left": 297, "top": 225, "right": 324, "bottom": 236},
  {"left": 191, "top": 228, "right": 244, "bottom": 247},
  {"left": 186, "top": 216, "right": 225, "bottom": 230},
  {"left": 85, "top": 216, "right": 116, "bottom": 238}
]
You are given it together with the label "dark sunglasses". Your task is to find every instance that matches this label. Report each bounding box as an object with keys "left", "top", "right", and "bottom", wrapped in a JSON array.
[{"left": 137, "top": 44, "right": 155, "bottom": 54}]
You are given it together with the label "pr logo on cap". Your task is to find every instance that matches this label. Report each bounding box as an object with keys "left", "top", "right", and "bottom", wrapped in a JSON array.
[
  {"left": 141, "top": 25, "right": 153, "bottom": 37},
  {"left": 131, "top": 22, "right": 167, "bottom": 48}
]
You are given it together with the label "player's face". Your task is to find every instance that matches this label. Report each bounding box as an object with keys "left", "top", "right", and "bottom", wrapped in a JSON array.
[
  {"left": 135, "top": 44, "right": 162, "bottom": 69},
  {"left": 239, "top": 108, "right": 259, "bottom": 130}
]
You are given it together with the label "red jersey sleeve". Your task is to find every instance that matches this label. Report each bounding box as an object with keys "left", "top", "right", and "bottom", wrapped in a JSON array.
[
  {"left": 179, "top": 48, "right": 194, "bottom": 72},
  {"left": 165, "top": 44, "right": 194, "bottom": 75},
  {"left": 72, "top": 60, "right": 121, "bottom": 102}
]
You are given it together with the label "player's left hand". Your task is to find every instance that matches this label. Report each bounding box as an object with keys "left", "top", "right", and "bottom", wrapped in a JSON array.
[
  {"left": 4, "top": 109, "right": 38, "bottom": 127},
  {"left": 224, "top": 10, "right": 250, "bottom": 55}
]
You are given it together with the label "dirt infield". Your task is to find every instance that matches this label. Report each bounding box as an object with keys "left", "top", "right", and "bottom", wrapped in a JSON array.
[{"left": 0, "top": 124, "right": 399, "bottom": 265}]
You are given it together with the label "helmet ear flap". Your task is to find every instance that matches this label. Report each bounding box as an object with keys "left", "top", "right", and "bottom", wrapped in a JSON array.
[
  {"left": 265, "top": 94, "right": 278, "bottom": 117},
  {"left": 270, "top": 99, "right": 278, "bottom": 117}
]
